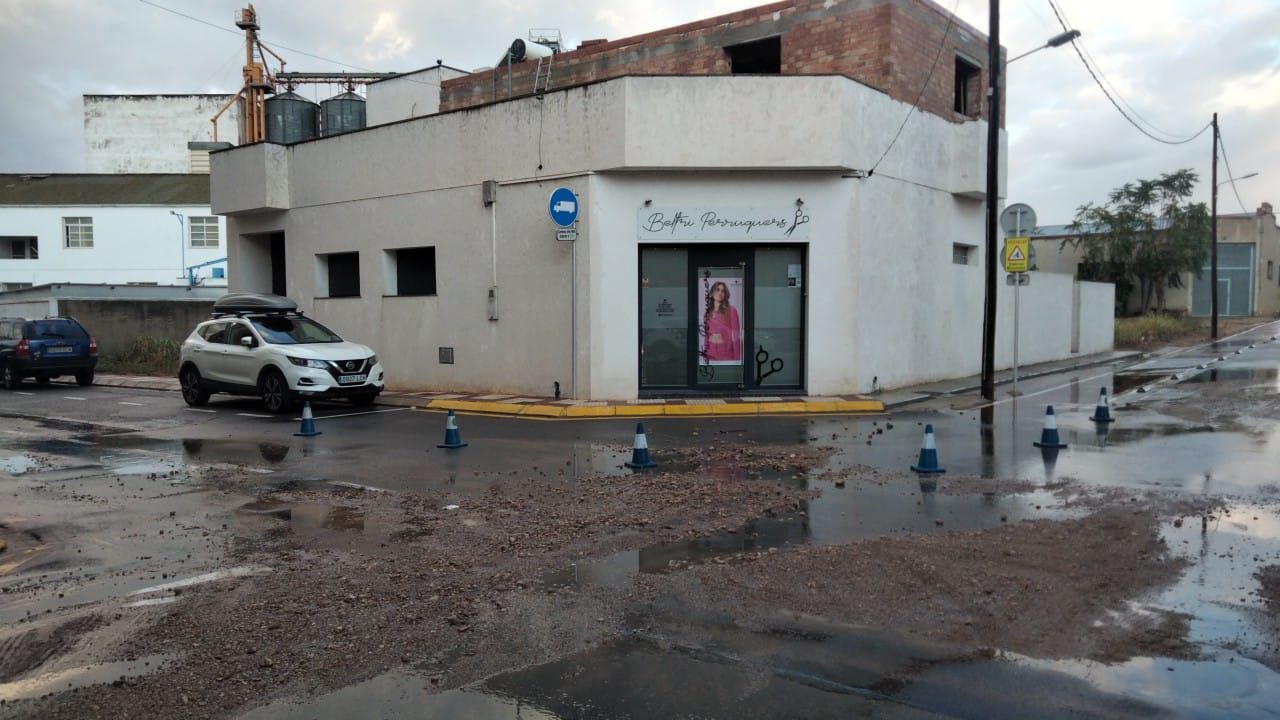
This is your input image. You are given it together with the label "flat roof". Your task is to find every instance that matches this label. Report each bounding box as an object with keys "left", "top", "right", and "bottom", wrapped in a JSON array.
[{"left": 0, "top": 174, "right": 211, "bottom": 206}]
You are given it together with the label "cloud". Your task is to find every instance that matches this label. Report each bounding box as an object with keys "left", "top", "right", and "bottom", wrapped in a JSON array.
[{"left": 361, "top": 11, "right": 413, "bottom": 64}]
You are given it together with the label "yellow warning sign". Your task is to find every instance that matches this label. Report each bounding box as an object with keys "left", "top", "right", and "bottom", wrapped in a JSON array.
[{"left": 1003, "top": 236, "right": 1030, "bottom": 273}]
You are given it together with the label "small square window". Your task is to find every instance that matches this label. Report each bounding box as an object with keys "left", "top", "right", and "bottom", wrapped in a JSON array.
[
  {"left": 63, "top": 217, "right": 93, "bottom": 249},
  {"left": 316, "top": 251, "right": 360, "bottom": 298},
  {"left": 952, "top": 243, "right": 974, "bottom": 265},
  {"left": 725, "top": 36, "right": 781, "bottom": 74},
  {"left": 189, "top": 217, "right": 220, "bottom": 249},
  {"left": 384, "top": 246, "right": 437, "bottom": 296}
]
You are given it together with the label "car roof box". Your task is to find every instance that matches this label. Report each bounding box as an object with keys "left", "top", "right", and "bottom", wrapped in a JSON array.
[{"left": 212, "top": 293, "right": 299, "bottom": 316}]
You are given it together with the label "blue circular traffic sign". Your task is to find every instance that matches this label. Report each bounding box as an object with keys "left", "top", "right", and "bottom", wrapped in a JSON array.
[{"left": 548, "top": 187, "right": 578, "bottom": 227}]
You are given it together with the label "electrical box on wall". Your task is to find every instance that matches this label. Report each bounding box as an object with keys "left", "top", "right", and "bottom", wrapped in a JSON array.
[
  {"left": 482, "top": 180, "right": 497, "bottom": 206},
  {"left": 487, "top": 286, "right": 498, "bottom": 321}
]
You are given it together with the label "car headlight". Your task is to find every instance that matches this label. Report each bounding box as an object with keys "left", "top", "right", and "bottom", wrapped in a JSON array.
[
  {"left": 367, "top": 355, "right": 377, "bottom": 366},
  {"left": 287, "top": 356, "right": 328, "bottom": 369}
]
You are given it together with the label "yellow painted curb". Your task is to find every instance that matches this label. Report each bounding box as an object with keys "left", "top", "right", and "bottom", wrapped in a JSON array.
[
  {"left": 519, "top": 404, "right": 567, "bottom": 417},
  {"left": 614, "top": 405, "right": 663, "bottom": 417},
  {"left": 710, "top": 403, "right": 760, "bottom": 415},
  {"left": 833, "top": 400, "right": 885, "bottom": 413},
  {"left": 564, "top": 405, "right": 617, "bottom": 418},
  {"left": 662, "top": 404, "right": 712, "bottom": 416},
  {"left": 763, "top": 402, "right": 811, "bottom": 413}
]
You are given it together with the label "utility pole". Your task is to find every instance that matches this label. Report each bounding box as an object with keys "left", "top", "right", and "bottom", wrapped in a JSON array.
[
  {"left": 1210, "top": 112, "right": 1219, "bottom": 339},
  {"left": 981, "top": 0, "right": 1001, "bottom": 401}
]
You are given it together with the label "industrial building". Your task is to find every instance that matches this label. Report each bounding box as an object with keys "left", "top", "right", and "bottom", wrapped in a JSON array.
[
  {"left": 1032, "top": 202, "right": 1280, "bottom": 317},
  {"left": 213, "top": 0, "right": 1114, "bottom": 399}
]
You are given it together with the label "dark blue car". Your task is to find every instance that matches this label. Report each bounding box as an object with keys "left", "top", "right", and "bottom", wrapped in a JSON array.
[{"left": 0, "top": 317, "right": 98, "bottom": 389}]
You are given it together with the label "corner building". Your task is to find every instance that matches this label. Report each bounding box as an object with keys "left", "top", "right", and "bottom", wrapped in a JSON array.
[{"left": 212, "top": 0, "right": 1112, "bottom": 400}]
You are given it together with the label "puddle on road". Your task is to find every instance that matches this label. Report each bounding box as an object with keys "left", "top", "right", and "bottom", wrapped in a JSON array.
[
  {"left": 235, "top": 500, "right": 392, "bottom": 553},
  {"left": 1113, "top": 372, "right": 1170, "bottom": 395},
  {"left": 1155, "top": 503, "right": 1280, "bottom": 657},
  {"left": 0, "top": 454, "right": 38, "bottom": 475},
  {"left": 239, "top": 622, "right": 1280, "bottom": 720},
  {"left": 1180, "top": 367, "right": 1279, "bottom": 385},
  {"left": 0, "top": 653, "right": 177, "bottom": 702}
]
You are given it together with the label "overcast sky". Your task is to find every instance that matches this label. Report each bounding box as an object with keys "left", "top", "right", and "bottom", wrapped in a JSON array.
[{"left": 0, "top": 0, "right": 1275, "bottom": 222}]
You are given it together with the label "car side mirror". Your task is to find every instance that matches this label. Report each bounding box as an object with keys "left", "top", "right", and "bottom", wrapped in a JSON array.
[{"left": 240, "top": 336, "right": 256, "bottom": 348}]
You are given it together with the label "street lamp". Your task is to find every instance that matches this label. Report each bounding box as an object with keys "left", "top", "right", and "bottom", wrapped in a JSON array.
[
  {"left": 1007, "top": 29, "right": 1081, "bottom": 64},
  {"left": 170, "top": 210, "right": 186, "bottom": 286},
  {"left": 981, "top": 24, "right": 1082, "bottom": 401},
  {"left": 1217, "top": 172, "right": 1258, "bottom": 188}
]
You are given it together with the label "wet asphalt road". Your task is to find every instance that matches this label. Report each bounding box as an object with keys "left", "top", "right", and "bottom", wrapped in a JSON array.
[{"left": 3, "top": 318, "right": 1280, "bottom": 718}]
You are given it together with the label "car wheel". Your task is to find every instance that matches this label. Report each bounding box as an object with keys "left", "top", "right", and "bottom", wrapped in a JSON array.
[
  {"left": 351, "top": 393, "right": 377, "bottom": 407},
  {"left": 35, "top": 376, "right": 51, "bottom": 386},
  {"left": 260, "top": 369, "right": 293, "bottom": 414},
  {"left": 180, "top": 366, "right": 211, "bottom": 407},
  {"left": 75, "top": 370, "right": 94, "bottom": 387},
  {"left": 1, "top": 364, "right": 19, "bottom": 390}
]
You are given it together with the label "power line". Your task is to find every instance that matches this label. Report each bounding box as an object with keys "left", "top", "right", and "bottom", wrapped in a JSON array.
[
  {"left": 136, "top": 0, "right": 445, "bottom": 90},
  {"left": 1216, "top": 130, "right": 1249, "bottom": 214},
  {"left": 1046, "top": 0, "right": 1210, "bottom": 146},
  {"left": 868, "top": 0, "right": 960, "bottom": 176}
]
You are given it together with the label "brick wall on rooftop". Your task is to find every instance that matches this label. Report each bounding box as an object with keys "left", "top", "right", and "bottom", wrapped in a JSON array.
[{"left": 439, "top": 0, "right": 1003, "bottom": 126}]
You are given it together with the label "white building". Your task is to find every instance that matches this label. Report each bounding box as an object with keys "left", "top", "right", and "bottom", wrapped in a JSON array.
[
  {"left": 0, "top": 174, "right": 227, "bottom": 291},
  {"left": 84, "top": 94, "right": 239, "bottom": 174},
  {"left": 366, "top": 64, "right": 470, "bottom": 126},
  {"left": 212, "top": 74, "right": 1112, "bottom": 398}
]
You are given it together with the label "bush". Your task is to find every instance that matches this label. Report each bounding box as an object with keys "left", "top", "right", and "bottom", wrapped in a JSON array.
[
  {"left": 1114, "top": 314, "right": 1198, "bottom": 347},
  {"left": 97, "top": 336, "right": 181, "bottom": 375}
]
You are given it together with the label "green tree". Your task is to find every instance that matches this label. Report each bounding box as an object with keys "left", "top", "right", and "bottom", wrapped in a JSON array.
[{"left": 1067, "top": 169, "right": 1211, "bottom": 314}]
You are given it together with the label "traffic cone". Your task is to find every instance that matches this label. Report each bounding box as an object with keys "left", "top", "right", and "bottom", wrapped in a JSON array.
[
  {"left": 910, "top": 424, "right": 945, "bottom": 474},
  {"left": 624, "top": 423, "right": 657, "bottom": 470},
  {"left": 1033, "top": 405, "right": 1068, "bottom": 449},
  {"left": 294, "top": 400, "right": 321, "bottom": 437},
  {"left": 1089, "top": 387, "right": 1115, "bottom": 424},
  {"left": 437, "top": 410, "right": 468, "bottom": 449}
]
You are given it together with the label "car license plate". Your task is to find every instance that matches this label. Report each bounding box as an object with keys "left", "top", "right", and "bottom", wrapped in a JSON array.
[
  {"left": 338, "top": 374, "right": 368, "bottom": 384},
  {"left": 46, "top": 346, "right": 74, "bottom": 354}
]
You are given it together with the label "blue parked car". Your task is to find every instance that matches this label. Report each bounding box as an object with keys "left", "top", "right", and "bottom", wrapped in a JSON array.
[{"left": 0, "top": 316, "right": 98, "bottom": 389}]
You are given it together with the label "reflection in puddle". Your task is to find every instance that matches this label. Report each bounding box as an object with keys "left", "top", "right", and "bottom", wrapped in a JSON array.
[
  {"left": 0, "top": 654, "right": 178, "bottom": 702},
  {"left": 0, "top": 454, "right": 37, "bottom": 474},
  {"left": 1112, "top": 372, "right": 1170, "bottom": 394},
  {"left": 1181, "top": 367, "right": 1279, "bottom": 385},
  {"left": 242, "top": 623, "right": 1280, "bottom": 720}
]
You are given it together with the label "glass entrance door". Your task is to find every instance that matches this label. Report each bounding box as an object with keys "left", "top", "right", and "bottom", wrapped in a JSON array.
[
  {"left": 694, "top": 259, "right": 748, "bottom": 389},
  {"left": 640, "top": 246, "right": 805, "bottom": 395}
]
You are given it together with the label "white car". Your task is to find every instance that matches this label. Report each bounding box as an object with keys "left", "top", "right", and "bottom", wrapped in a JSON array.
[{"left": 178, "top": 294, "right": 384, "bottom": 413}]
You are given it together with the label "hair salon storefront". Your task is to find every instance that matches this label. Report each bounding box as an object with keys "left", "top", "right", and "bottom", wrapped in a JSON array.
[{"left": 637, "top": 208, "right": 808, "bottom": 396}]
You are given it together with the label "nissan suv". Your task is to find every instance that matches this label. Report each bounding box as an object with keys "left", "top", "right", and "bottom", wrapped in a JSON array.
[
  {"left": 0, "top": 316, "right": 98, "bottom": 389},
  {"left": 178, "top": 293, "right": 384, "bottom": 413}
]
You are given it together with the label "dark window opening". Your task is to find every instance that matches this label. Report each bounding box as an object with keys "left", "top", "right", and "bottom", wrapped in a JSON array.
[
  {"left": 954, "top": 57, "right": 981, "bottom": 116},
  {"left": 391, "top": 247, "right": 437, "bottom": 296},
  {"left": 725, "top": 36, "right": 781, "bottom": 74},
  {"left": 325, "top": 251, "right": 361, "bottom": 298},
  {"left": 3, "top": 236, "right": 38, "bottom": 259}
]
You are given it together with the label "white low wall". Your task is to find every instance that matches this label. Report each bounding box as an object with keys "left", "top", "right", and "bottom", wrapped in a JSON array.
[{"left": 1075, "top": 281, "right": 1115, "bottom": 356}]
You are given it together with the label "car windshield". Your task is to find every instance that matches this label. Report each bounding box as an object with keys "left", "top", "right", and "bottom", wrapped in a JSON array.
[
  {"left": 250, "top": 316, "right": 342, "bottom": 344},
  {"left": 24, "top": 320, "right": 87, "bottom": 340}
]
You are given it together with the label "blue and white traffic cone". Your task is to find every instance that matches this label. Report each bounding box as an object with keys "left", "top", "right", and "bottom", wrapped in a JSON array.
[
  {"left": 624, "top": 423, "right": 657, "bottom": 470},
  {"left": 910, "top": 424, "right": 945, "bottom": 474},
  {"left": 437, "top": 410, "right": 468, "bottom": 449},
  {"left": 1089, "top": 387, "right": 1115, "bottom": 424},
  {"left": 1033, "top": 405, "right": 1068, "bottom": 449},
  {"left": 294, "top": 400, "right": 321, "bottom": 437}
]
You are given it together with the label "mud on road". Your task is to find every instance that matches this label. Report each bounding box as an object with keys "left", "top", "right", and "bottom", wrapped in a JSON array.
[{"left": 3, "top": 433, "right": 1221, "bottom": 720}]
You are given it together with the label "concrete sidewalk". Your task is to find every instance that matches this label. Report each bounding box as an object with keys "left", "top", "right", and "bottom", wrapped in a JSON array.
[
  {"left": 876, "top": 350, "right": 1144, "bottom": 408},
  {"left": 90, "top": 374, "right": 885, "bottom": 417}
]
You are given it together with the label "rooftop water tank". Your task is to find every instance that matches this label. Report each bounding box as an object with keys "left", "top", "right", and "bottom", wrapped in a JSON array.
[
  {"left": 265, "top": 91, "right": 319, "bottom": 145},
  {"left": 321, "top": 91, "right": 367, "bottom": 136}
]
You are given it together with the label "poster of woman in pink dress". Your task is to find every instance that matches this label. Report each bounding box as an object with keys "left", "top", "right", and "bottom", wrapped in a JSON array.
[{"left": 700, "top": 278, "right": 743, "bottom": 365}]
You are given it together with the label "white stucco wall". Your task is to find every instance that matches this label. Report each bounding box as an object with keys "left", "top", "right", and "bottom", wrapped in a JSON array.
[
  {"left": 213, "top": 74, "right": 1111, "bottom": 398},
  {"left": 0, "top": 206, "right": 226, "bottom": 287},
  {"left": 84, "top": 95, "right": 239, "bottom": 173},
  {"left": 366, "top": 66, "right": 468, "bottom": 127}
]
